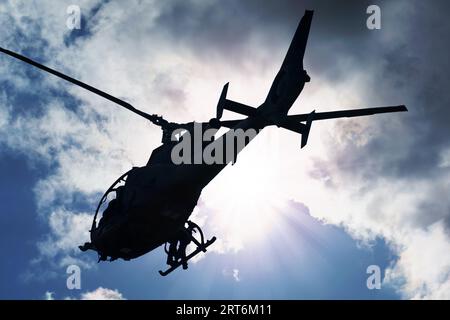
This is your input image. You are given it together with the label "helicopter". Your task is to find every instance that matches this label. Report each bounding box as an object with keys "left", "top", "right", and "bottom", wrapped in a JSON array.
[{"left": 0, "top": 10, "right": 407, "bottom": 276}]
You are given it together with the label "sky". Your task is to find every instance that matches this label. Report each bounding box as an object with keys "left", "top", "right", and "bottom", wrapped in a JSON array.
[{"left": 0, "top": 0, "right": 449, "bottom": 300}]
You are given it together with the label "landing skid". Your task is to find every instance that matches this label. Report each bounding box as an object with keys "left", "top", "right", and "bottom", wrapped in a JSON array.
[
  {"left": 159, "top": 221, "right": 216, "bottom": 276},
  {"left": 159, "top": 237, "right": 216, "bottom": 276}
]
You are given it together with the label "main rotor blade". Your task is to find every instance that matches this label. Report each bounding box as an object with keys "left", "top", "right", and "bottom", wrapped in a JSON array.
[
  {"left": 0, "top": 47, "right": 157, "bottom": 122},
  {"left": 288, "top": 105, "right": 408, "bottom": 122}
]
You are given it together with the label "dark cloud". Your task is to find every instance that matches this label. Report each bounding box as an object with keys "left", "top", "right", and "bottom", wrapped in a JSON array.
[
  {"left": 307, "top": 1, "right": 450, "bottom": 230},
  {"left": 329, "top": 0, "right": 450, "bottom": 179},
  {"left": 154, "top": 0, "right": 373, "bottom": 41},
  {"left": 151, "top": 0, "right": 379, "bottom": 66}
]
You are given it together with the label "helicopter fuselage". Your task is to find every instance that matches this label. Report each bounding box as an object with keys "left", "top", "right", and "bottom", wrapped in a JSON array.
[
  {"left": 88, "top": 11, "right": 315, "bottom": 261},
  {"left": 90, "top": 110, "right": 272, "bottom": 260}
]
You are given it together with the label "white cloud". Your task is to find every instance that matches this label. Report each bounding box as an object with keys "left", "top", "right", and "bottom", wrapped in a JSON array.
[
  {"left": 40, "top": 209, "right": 91, "bottom": 255},
  {"left": 80, "top": 287, "right": 125, "bottom": 300},
  {"left": 384, "top": 222, "right": 450, "bottom": 299},
  {"left": 44, "top": 287, "right": 126, "bottom": 300},
  {"left": 44, "top": 291, "right": 54, "bottom": 300},
  {"left": 36, "top": 208, "right": 95, "bottom": 271}
]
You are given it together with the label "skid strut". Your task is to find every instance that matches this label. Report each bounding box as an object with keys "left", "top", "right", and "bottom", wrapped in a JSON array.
[{"left": 159, "top": 221, "right": 216, "bottom": 276}]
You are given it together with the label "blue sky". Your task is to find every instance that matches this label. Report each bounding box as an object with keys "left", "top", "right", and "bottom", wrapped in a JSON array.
[{"left": 0, "top": 0, "right": 449, "bottom": 299}]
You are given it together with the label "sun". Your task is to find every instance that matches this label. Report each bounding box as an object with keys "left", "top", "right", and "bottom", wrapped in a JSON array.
[{"left": 200, "top": 129, "right": 287, "bottom": 246}]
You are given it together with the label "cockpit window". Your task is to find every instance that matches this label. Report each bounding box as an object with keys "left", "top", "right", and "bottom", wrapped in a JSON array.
[{"left": 92, "top": 169, "right": 132, "bottom": 231}]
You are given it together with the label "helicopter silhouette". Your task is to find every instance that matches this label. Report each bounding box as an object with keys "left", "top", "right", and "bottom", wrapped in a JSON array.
[{"left": 1, "top": 10, "right": 407, "bottom": 276}]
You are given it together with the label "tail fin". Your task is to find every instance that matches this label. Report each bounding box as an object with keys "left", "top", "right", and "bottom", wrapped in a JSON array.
[
  {"left": 216, "top": 83, "right": 257, "bottom": 119},
  {"left": 301, "top": 110, "right": 315, "bottom": 148},
  {"left": 216, "top": 83, "right": 229, "bottom": 119}
]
